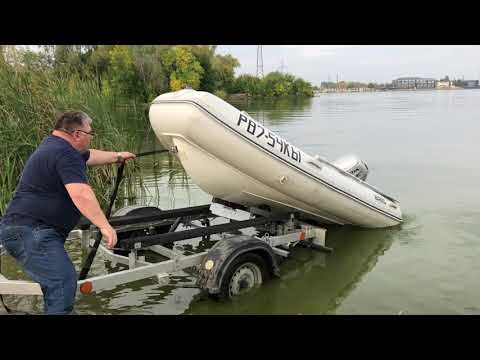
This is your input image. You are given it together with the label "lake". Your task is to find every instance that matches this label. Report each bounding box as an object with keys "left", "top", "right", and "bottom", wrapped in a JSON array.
[{"left": 2, "top": 89, "right": 479, "bottom": 315}]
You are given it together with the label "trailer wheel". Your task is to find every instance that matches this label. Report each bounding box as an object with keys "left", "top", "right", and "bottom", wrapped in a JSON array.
[
  {"left": 219, "top": 253, "right": 269, "bottom": 299},
  {"left": 112, "top": 206, "right": 163, "bottom": 256},
  {"left": 112, "top": 206, "right": 162, "bottom": 217}
]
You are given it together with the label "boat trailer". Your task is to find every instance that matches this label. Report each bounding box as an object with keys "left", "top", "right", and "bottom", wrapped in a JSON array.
[{"left": 0, "top": 199, "right": 331, "bottom": 303}]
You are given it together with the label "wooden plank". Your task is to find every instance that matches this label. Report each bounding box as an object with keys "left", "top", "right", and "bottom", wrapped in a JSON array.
[{"left": 0, "top": 278, "right": 43, "bottom": 296}]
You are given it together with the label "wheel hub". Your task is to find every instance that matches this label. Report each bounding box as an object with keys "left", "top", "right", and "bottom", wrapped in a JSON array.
[{"left": 228, "top": 262, "right": 262, "bottom": 297}]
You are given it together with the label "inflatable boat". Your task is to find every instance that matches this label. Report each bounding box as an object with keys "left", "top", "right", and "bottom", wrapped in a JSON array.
[{"left": 149, "top": 90, "right": 402, "bottom": 228}]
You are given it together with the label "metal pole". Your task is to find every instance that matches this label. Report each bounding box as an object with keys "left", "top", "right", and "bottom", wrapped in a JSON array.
[{"left": 78, "top": 149, "right": 169, "bottom": 280}]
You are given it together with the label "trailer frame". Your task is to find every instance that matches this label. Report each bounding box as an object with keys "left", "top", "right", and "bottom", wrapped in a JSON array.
[{"left": 0, "top": 201, "right": 331, "bottom": 300}]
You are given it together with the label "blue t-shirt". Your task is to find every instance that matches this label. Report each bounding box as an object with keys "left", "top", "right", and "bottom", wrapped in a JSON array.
[{"left": 4, "top": 135, "right": 90, "bottom": 236}]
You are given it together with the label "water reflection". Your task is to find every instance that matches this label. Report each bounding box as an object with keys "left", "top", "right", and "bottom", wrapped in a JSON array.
[
  {"left": 184, "top": 226, "right": 399, "bottom": 314},
  {"left": 229, "top": 97, "right": 313, "bottom": 125}
]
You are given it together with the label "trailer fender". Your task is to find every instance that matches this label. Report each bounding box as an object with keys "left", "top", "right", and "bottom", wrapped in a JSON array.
[{"left": 197, "top": 235, "right": 280, "bottom": 294}]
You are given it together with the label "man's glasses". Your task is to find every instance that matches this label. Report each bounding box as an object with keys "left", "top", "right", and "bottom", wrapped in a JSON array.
[
  {"left": 75, "top": 129, "right": 95, "bottom": 137},
  {"left": 59, "top": 128, "right": 95, "bottom": 137}
]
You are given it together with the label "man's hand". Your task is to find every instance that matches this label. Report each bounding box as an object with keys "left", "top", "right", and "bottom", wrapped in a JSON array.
[
  {"left": 100, "top": 225, "right": 117, "bottom": 249},
  {"left": 87, "top": 150, "right": 136, "bottom": 166},
  {"left": 118, "top": 152, "right": 136, "bottom": 163}
]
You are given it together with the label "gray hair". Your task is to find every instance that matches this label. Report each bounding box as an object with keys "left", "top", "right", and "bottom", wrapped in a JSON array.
[{"left": 54, "top": 111, "right": 92, "bottom": 132}]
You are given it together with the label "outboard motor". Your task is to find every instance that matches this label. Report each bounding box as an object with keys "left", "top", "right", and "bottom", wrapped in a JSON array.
[{"left": 332, "top": 154, "right": 369, "bottom": 181}]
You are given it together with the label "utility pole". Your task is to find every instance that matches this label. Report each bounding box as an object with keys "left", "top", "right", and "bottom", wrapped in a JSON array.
[
  {"left": 256, "top": 45, "right": 264, "bottom": 78},
  {"left": 280, "top": 58, "right": 285, "bottom": 74}
]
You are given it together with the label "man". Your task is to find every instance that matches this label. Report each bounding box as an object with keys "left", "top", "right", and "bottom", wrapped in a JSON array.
[{"left": 0, "top": 111, "right": 135, "bottom": 315}]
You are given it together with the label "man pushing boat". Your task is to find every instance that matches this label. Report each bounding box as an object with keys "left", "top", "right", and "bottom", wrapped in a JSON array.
[{"left": 0, "top": 111, "right": 135, "bottom": 315}]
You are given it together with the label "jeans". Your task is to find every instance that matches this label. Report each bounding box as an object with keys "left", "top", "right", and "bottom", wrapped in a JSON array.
[{"left": 0, "top": 222, "right": 77, "bottom": 315}]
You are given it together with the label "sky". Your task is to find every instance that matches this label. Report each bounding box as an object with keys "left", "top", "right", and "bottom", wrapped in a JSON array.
[{"left": 216, "top": 45, "right": 480, "bottom": 85}]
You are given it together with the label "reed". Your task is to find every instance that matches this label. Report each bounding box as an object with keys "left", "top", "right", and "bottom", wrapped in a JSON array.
[{"left": 0, "top": 61, "right": 147, "bottom": 214}]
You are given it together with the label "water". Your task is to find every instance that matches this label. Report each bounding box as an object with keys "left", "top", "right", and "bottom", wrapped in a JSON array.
[{"left": 2, "top": 89, "right": 480, "bottom": 315}]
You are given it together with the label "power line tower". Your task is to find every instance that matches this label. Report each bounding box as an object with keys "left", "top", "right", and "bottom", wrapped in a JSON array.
[
  {"left": 279, "top": 58, "right": 285, "bottom": 73},
  {"left": 256, "top": 45, "right": 264, "bottom": 78}
]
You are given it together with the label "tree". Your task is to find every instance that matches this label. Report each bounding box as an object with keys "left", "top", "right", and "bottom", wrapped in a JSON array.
[
  {"left": 262, "top": 72, "right": 293, "bottom": 97},
  {"left": 232, "top": 74, "right": 261, "bottom": 95},
  {"left": 51, "top": 45, "right": 98, "bottom": 79},
  {"left": 107, "top": 45, "right": 142, "bottom": 100},
  {"left": 211, "top": 53, "right": 240, "bottom": 92},
  {"left": 189, "top": 45, "right": 217, "bottom": 92},
  {"left": 169, "top": 46, "right": 204, "bottom": 91},
  {"left": 18, "top": 49, "right": 44, "bottom": 69},
  {"left": 1, "top": 46, "right": 30, "bottom": 73},
  {"left": 292, "top": 78, "right": 314, "bottom": 96},
  {"left": 54, "top": 46, "right": 78, "bottom": 69},
  {"left": 130, "top": 45, "right": 171, "bottom": 101},
  {"left": 87, "top": 45, "right": 113, "bottom": 91},
  {"left": 34, "top": 46, "right": 55, "bottom": 68},
  {"left": 232, "top": 71, "right": 313, "bottom": 98}
]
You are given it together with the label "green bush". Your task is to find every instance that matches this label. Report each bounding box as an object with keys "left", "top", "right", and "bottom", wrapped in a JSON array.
[
  {"left": 232, "top": 72, "right": 314, "bottom": 98},
  {"left": 213, "top": 89, "right": 227, "bottom": 99}
]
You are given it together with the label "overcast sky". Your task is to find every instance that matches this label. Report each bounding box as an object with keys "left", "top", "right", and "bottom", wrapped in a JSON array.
[{"left": 216, "top": 45, "right": 480, "bottom": 85}]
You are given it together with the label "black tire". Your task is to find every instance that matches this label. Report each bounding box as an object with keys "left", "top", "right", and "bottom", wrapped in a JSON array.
[
  {"left": 112, "top": 206, "right": 162, "bottom": 217},
  {"left": 112, "top": 206, "right": 162, "bottom": 256},
  {"left": 217, "top": 252, "right": 270, "bottom": 300}
]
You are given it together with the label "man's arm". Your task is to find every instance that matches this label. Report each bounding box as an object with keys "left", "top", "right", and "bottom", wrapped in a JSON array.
[
  {"left": 86, "top": 149, "right": 136, "bottom": 166},
  {"left": 65, "top": 183, "right": 117, "bottom": 249}
]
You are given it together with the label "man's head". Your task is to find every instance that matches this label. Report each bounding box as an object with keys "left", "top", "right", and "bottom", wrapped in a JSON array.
[{"left": 53, "top": 111, "right": 94, "bottom": 151}]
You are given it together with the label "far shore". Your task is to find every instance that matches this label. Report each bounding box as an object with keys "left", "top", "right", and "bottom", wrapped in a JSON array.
[{"left": 313, "top": 86, "right": 479, "bottom": 95}]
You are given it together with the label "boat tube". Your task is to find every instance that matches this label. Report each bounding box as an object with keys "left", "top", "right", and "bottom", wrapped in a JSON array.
[{"left": 149, "top": 89, "right": 402, "bottom": 228}]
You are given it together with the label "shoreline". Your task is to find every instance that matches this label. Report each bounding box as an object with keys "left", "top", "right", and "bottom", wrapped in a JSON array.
[{"left": 314, "top": 87, "right": 479, "bottom": 95}]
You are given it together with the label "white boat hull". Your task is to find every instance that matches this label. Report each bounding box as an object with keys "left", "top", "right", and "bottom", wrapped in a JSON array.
[{"left": 149, "top": 90, "right": 403, "bottom": 228}]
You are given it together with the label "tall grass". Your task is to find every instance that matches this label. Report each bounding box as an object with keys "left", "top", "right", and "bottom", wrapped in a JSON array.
[{"left": 0, "top": 62, "right": 148, "bottom": 214}]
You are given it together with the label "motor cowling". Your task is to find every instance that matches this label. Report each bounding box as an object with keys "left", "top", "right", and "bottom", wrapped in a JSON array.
[{"left": 332, "top": 154, "right": 369, "bottom": 181}]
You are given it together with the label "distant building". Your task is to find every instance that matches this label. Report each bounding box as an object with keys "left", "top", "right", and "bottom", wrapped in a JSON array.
[
  {"left": 462, "top": 80, "right": 479, "bottom": 88},
  {"left": 450, "top": 79, "right": 479, "bottom": 89},
  {"left": 392, "top": 77, "right": 436, "bottom": 89},
  {"left": 436, "top": 80, "right": 451, "bottom": 89}
]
